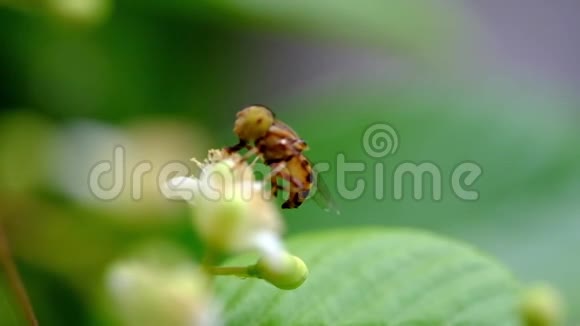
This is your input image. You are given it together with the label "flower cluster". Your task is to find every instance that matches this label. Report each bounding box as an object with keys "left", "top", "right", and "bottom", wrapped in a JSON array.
[
  {"left": 106, "top": 149, "right": 307, "bottom": 326},
  {"left": 165, "top": 149, "right": 308, "bottom": 286}
]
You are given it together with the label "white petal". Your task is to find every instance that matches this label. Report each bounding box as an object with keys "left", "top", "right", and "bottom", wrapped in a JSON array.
[
  {"left": 106, "top": 264, "right": 135, "bottom": 300},
  {"left": 252, "top": 181, "right": 265, "bottom": 192},
  {"left": 162, "top": 176, "right": 199, "bottom": 203},
  {"left": 191, "top": 301, "right": 223, "bottom": 326},
  {"left": 251, "top": 230, "right": 286, "bottom": 271}
]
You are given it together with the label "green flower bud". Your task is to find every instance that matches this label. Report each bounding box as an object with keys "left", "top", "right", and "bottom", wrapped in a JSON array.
[
  {"left": 105, "top": 243, "right": 221, "bottom": 326},
  {"left": 520, "top": 283, "right": 564, "bottom": 326},
  {"left": 252, "top": 253, "right": 308, "bottom": 290}
]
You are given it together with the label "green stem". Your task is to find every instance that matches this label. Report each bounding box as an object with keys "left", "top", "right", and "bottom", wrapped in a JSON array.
[
  {"left": 207, "top": 266, "right": 253, "bottom": 278},
  {"left": 0, "top": 223, "right": 38, "bottom": 326},
  {"left": 201, "top": 250, "right": 216, "bottom": 275}
]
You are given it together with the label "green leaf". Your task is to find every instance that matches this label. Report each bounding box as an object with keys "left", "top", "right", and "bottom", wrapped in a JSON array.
[
  {"left": 276, "top": 81, "right": 580, "bottom": 318},
  {"left": 216, "top": 228, "right": 521, "bottom": 325}
]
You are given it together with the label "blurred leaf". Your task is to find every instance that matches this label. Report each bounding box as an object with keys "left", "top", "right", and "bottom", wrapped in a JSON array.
[
  {"left": 274, "top": 82, "right": 578, "bottom": 232},
  {"left": 216, "top": 228, "right": 521, "bottom": 325},
  {"left": 45, "top": 0, "right": 113, "bottom": 26},
  {"left": 272, "top": 80, "right": 580, "bottom": 319},
  {"left": 143, "top": 0, "right": 464, "bottom": 52},
  {"left": 0, "top": 112, "right": 55, "bottom": 194}
]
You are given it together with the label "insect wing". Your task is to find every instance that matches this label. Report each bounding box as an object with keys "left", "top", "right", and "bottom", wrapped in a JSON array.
[
  {"left": 310, "top": 166, "right": 340, "bottom": 215},
  {"left": 272, "top": 119, "right": 301, "bottom": 138}
]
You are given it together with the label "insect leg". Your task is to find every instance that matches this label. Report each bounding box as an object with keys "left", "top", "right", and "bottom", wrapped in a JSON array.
[
  {"left": 224, "top": 140, "right": 248, "bottom": 154},
  {"left": 266, "top": 162, "right": 287, "bottom": 198},
  {"left": 281, "top": 190, "right": 307, "bottom": 209},
  {"left": 242, "top": 146, "right": 260, "bottom": 160},
  {"left": 229, "top": 146, "right": 260, "bottom": 169},
  {"left": 277, "top": 170, "right": 303, "bottom": 189},
  {"left": 270, "top": 175, "right": 279, "bottom": 197},
  {"left": 274, "top": 168, "right": 306, "bottom": 209}
]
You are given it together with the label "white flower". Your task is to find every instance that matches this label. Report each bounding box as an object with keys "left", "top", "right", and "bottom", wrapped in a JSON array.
[
  {"left": 163, "top": 149, "right": 286, "bottom": 268},
  {"left": 106, "top": 243, "right": 221, "bottom": 326}
]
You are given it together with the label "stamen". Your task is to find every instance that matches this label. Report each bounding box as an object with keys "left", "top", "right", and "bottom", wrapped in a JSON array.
[{"left": 190, "top": 157, "right": 204, "bottom": 169}]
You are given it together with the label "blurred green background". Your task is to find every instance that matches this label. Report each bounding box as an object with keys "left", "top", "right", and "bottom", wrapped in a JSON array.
[{"left": 1, "top": 0, "right": 579, "bottom": 324}]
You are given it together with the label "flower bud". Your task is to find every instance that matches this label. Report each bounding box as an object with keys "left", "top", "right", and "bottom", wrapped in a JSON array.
[
  {"left": 252, "top": 253, "right": 308, "bottom": 290},
  {"left": 105, "top": 243, "right": 221, "bottom": 326},
  {"left": 520, "top": 283, "right": 564, "bottom": 326}
]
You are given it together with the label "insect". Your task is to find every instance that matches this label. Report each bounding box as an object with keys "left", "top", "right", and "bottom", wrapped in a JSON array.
[{"left": 225, "top": 105, "right": 339, "bottom": 214}]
